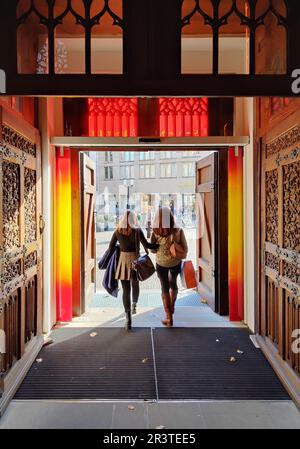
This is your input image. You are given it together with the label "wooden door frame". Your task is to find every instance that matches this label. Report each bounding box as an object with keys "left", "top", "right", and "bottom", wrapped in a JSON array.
[
  {"left": 254, "top": 101, "right": 300, "bottom": 410},
  {"left": 217, "top": 150, "right": 229, "bottom": 315},
  {"left": 196, "top": 150, "right": 229, "bottom": 315},
  {"left": 80, "top": 153, "right": 96, "bottom": 314},
  {"left": 54, "top": 138, "right": 247, "bottom": 319},
  {"left": 51, "top": 136, "right": 249, "bottom": 148},
  {"left": 196, "top": 152, "right": 218, "bottom": 312},
  {"left": 0, "top": 105, "right": 44, "bottom": 416}
]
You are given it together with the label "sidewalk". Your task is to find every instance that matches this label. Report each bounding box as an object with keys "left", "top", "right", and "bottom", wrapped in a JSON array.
[
  {"left": 1, "top": 400, "right": 299, "bottom": 429},
  {"left": 68, "top": 290, "right": 245, "bottom": 329}
]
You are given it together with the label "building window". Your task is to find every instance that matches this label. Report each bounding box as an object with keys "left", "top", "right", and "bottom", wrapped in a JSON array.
[
  {"left": 182, "top": 162, "right": 195, "bottom": 177},
  {"left": 160, "top": 164, "right": 177, "bottom": 178},
  {"left": 183, "top": 151, "right": 201, "bottom": 158},
  {"left": 159, "top": 152, "right": 178, "bottom": 159},
  {"left": 104, "top": 166, "right": 113, "bottom": 180},
  {"left": 120, "top": 152, "right": 135, "bottom": 162},
  {"left": 105, "top": 151, "right": 113, "bottom": 163},
  {"left": 140, "top": 165, "right": 156, "bottom": 179},
  {"left": 120, "top": 165, "right": 134, "bottom": 179},
  {"left": 140, "top": 151, "right": 156, "bottom": 161}
]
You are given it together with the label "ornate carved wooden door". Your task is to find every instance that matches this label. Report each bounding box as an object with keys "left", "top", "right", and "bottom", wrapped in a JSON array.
[
  {"left": 80, "top": 153, "right": 96, "bottom": 311},
  {"left": 260, "top": 122, "right": 300, "bottom": 397},
  {"left": 196, "top": 152, "right": 228, "bottom": 315},
  {"left": 0, "top": 107, "right": 43, "bottom": 379}
]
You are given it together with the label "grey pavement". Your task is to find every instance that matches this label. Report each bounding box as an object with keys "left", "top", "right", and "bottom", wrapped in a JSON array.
[
  {"left": 73, "top": 288, "right": 244, "bottom": 329},
  {"left": 1, "top": 400, "right": 299, "bottom": 429}
]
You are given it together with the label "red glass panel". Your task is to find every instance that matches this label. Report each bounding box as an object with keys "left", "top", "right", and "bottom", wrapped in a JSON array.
[
  {"left": 88, "top": 98, "right": 138, "bottom": 137},
  {"left": 88, "top": 97, "right": 209, "bottom": 137},
  {"left": 159, "top": 98, "right": 209, "bottom": 137}
]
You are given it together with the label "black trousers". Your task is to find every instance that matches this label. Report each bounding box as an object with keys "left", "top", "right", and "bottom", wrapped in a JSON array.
[
  {"left": 121, "top": 279, "right": 140, "bottom": 312},
  {"left": 156, "top": 262, "right": 181, "bottom": 295}
]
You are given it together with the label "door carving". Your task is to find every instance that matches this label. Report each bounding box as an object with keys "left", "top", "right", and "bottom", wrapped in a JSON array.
[
  {"left": 0, "top": 108, "right": 42, "bottom": 378},
  {"left": 261, "top": 123, "right": 300, "bottom": 377}
]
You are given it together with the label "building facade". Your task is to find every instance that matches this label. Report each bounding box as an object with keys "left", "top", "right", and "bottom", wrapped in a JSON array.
[{"left": 91, "top": 150, "right": 210, "bottom": 230}]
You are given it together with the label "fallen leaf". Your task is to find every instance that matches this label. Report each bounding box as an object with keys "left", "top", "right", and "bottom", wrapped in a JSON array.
[
  {"left": 36, "top": 358, "right": 43, "bottom": 363},
  {"left": 142, "top": 358, "right": 149, "bottom": 364},
  {"left": 229, "top": 356, "right": 236, "bottom": 363},
  {"left": 90, "top": 332, "right": 98, "bottom": 338},
  {"left": 128, "top": 405, "right": 135, "bottom": 411},
  {"left": 237, "top": 349, "right": 244, "bottom": 354},
  {"left": 156, "top": 425, "right": 165, "bottom": 429}
]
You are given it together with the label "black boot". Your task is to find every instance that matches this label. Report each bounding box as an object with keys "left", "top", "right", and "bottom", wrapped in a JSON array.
[
  {"left": 132, "top": 302, "right": 137, "bottom": 315},
  {"left": 125, "top": 311, "right": 132, "bottom": 330}
]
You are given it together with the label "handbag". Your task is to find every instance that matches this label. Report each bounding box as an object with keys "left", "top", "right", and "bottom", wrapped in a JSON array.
[
  {"left": 170, "top": 229, "right": 187, "bottom": 260},
  {"left": 131, "top": 229, "right": 155, "bottom": 282},
  {"left": 180, "top": 260, "right": 198, "bottom": 289}
]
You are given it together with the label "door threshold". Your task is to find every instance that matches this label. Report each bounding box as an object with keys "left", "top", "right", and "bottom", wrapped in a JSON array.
[{"left": 11, "top": 398, "right": 294, "bottom": 404}]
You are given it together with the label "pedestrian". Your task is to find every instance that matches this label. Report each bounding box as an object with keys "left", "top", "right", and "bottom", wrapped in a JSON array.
[
  {"left": 115, "top": 201, "right": 120, "bottom": 225},
  {"left": 150, "top": 207, "right": 188, "bottom": 327},
  {"left": 107, "top": 210, "right": 159, "bottom": 330},
  {"left": 146, "top": 205, "right": 152, "bottom": 238}
]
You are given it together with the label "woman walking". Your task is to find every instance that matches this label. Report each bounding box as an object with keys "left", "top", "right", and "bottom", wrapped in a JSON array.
[
  {"left": 108, "top": 210, "right": 158, "bottom": 330},
  {"left": 151, "top": 207, "right": 188, "bottom": 327}
]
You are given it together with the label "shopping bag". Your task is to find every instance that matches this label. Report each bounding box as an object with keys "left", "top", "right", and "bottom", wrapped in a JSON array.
[{"left": 180, "top": 260, "right": 198, "bottom": 289}]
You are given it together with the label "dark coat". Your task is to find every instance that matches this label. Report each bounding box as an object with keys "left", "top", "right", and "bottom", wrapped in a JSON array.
[{"left": 98, "top": 245, "right": 120, "bottom": 297}]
